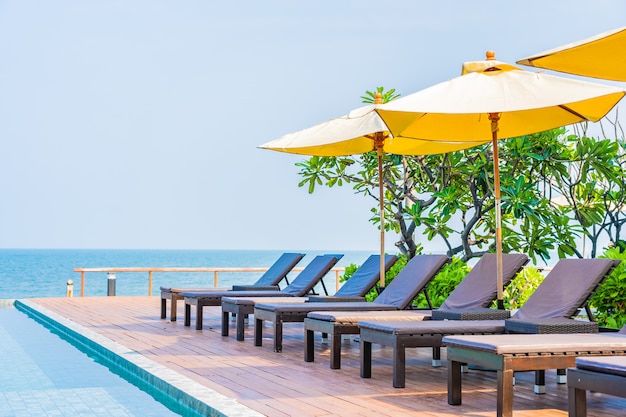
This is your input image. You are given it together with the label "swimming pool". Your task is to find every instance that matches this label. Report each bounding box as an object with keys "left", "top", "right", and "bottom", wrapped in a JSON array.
[
  {"left": 4, "top": 299, "right": 262, "bottom": 417},
  {"left": 0, "top": 303, "right": 181, "bottom": 417}
]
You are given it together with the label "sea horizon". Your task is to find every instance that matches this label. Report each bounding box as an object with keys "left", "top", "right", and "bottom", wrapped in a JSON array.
[{"left": 0, "top": 248, "right": 376, "bottom": 299}]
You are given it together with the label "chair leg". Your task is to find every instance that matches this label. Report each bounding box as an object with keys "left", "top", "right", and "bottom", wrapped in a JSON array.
[
  {"left": 235, "top": 311, "right": 244, "bottom": 340},
  {"left": 170, "top": 297, "right": 177, "bottom": 321},
  {"left": 568, "top": 385, "right": 587, "bottom": 417},
  {"left": 448, "top": 359, "right": 462, "bottom": 406},
  {"left": 195, "top": 305, "right": 204, "bottom": 330},
  {"left": 274, "top": 321, "right": 283, "bottom": 353},
  {"left": 498, "top": 368, "right": 515, "bottom": 417},
  {"left": 221, "top": 311, "right": 229, "bottom": 336},
  {"left": 160, "top": 297, "right": 166, "bottom": 319},
  {"left": 432, "top": 346, "right": 442, "bottom": 367},
  {"left": 184, "top": 303, "right": 191, "bottom": 327},
  {"left": 535, "top": 370, "right": 546, "bottom": 394},
  {"left": 254, "top": 318, "right": 263, "bottom": 346},
  {"left": 330, "top": 333, "right": 342, "bottom": 369},
  {"left": 392, "top": 345, "right": 406, "bottom": 388},
  {"left": 305, "top": 329, "right": 315, "bottom": 362},
  {"left": 360, "top": 340, "right": 372, "bottom": 378}
]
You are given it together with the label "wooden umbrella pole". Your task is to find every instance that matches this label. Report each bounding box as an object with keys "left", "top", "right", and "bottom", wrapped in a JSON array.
[
  {"left": 374, "top": 93, "right": 386, "bottom": 289},
  {"left": 490, "top": 112, "right": 504, "bottom": 309},
  {"left": 375, "top": 132, "right": 386, "bottom": 288}
]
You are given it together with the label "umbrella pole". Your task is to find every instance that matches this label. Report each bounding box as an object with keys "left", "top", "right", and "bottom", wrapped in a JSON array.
[
  {"left": 490, "top": 113, "right": 505, "bottom": 310},
  {"left": 376, "top": 135, "right": 386, "bottom": 289}
]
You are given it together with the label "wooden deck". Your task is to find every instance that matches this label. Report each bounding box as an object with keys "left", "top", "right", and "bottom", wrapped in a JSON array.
[{"left": 27, "top": 297, "right": 626, "bottom": 417}]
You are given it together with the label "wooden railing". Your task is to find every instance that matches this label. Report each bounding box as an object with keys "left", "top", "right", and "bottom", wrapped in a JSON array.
[{"left": 72, "top": 266, "right": 345, "bottom": 297}]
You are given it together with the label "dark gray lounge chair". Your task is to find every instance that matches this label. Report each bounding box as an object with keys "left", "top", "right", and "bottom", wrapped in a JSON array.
[
  {"left": 304, "top": 253, "right": 528, "bottom": 369},
  {"left": 160, "top": 252, "right": 304, "bottom": 321},
  {"left": 503, "top": 258, "right": 619, "bottom": 391},
  {"left": 182, "top": 254, "right": 341, "bottom": 330},
  {"left": 504, "top": 258, "right": 621, "bottom": 332},
  {"left": 220, "top": 254, "right": 398, "bottom": 342},
  {"left": 444, "top": 330, "right": 626, "bottom": 417},
  {"left": 359, "top": 258, "right": 617, "bottom": 388},
  {"left": 568, "top": 327, "right": 626, "bottom": 417},
  {"left": 251, "top": 254, "right": 449, "bottom": 353}
]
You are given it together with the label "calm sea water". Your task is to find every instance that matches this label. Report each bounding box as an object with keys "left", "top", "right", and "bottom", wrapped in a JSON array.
[{"left": 0, "top": 249, "right": 373, "bottom": 299}]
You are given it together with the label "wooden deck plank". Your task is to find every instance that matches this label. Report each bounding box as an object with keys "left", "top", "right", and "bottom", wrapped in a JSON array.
[{"left": 27, "top": 296, "right": 626, "bottom": 417}]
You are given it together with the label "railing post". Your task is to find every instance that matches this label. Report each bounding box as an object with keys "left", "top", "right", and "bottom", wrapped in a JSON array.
[
  {"left": 81, "top": 271, "right": 85, "bottom": 297},
  {"left": 148, "top": 271, "right": 153, "bottom": 296},
  {"left": 107, "top": 272, "right": 116, "bottom": 296},
  {"left": 214, "top": 271, "right": 219, "bottom": 288}
]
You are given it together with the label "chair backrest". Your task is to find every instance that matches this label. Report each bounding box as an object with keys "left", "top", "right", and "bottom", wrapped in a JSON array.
[
  {"left": 373, "top": 254, "right": 449, "bottom": 308},
  {"left": 253, "top": 253, "right": 305, "bottom": 287},
  {"left": 282, "top": 254, "right": 342, "bottom": 296},
  {"left": 335, "top": 254, "right": 398, "bottom": 297},
  {"left": 513, "top": 258, "right": 618, "bottom": 320},
  {"left": 437, "top": 253, "right": 529, "bottom": 311}
]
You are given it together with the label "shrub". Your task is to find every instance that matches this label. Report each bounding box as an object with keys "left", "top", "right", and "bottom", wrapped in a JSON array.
[
  {"left": 339, "top": 263, "right": 359, "bottom": 283},
  {"left": 590, "top": 247, "right": 626, "bottom": 329},
  {"left": 414, "top": 257, "right": 470, "bottom": 308},
  {"left": 499, "top": 266, "right": 544, "bottom": 310},
  {"left": 363, "top": 254, "right": 408, "bottom": 302},
  {"left": 339, "top": 254, "right": 409, "bottom": 302}
]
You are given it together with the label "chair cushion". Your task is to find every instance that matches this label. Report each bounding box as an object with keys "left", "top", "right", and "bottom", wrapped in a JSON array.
[
  {"left": 359, "top": 319, "right": 505, "bottom": 335},
  {"left": 307, "top": 310, "right": 431, "bottom": 325},
  {"left": 513, "top": 258, "right": 615, "bottom": 320},
  {"left": 255, "top": 302, "right": 397, "bottom": 313},
  {"left": 576, "top": 356, "right": 626, "bottom": 377},
  {"left": 439, "top": 253, "right": 528, "bottom": 311},
  {"left": 443, "top": 333, "right": 626, "bottom": 354}
]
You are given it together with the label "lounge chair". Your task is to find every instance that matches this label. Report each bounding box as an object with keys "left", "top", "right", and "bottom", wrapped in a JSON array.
[
  {"left": 568, "top": 327, "right": 626, "bottom": 417},
  {"left": 160, "top": 252, "right": 304, "bottom": 321},
  {"left": 444, "top": 330, "right": 626, "bottom": 417},
  {"left": 181, "top": 254, "right": 341, "bottom": 330},
  {"left": 220, "top": 254, "right": 398, "bottom": 342},
  {"left": 358, "top": 258, "right": 617, "bottom": 388},
  {"left": 250, "top": 254, "right": 448, "bottom": 353},
  {"left": 304, "top": 253, "right": 528, "bottom": 369}
]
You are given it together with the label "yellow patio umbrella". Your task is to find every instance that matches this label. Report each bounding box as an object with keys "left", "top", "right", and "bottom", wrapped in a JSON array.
[
  {"left": 376, "top": 52, "right": 626, "bottom": 307},
  {"left": 259, "top": 95, "right": 487, "bottom": 287},
  {"left": 517, "top": 27, "right": 626, "bottom": 81}
]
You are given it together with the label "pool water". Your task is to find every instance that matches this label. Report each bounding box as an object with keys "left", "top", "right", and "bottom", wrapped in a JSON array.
[{"left": 0, "top": 307, "right": 181, "bottom": 417}]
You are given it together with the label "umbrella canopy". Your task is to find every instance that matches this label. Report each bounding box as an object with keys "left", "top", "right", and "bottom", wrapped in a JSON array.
[
  {"left": 261, "top": 104, "right": 487, "bottom": 156},
  {"left": 260, "top": 98, "right": 486, "bottom": 287},
  {"left": 376, "top": 52, "right": 626, "bottom": 306},
  {"left": 517, "top": 27, "right": 626, "bottom": 82}
]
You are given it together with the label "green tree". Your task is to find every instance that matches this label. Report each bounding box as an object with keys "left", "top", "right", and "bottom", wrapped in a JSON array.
[{"left": 542, "top": 115, "right": 626, "bottom": 258}]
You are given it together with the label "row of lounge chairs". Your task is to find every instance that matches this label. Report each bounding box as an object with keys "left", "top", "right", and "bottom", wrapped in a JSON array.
[
  {"left": 159, "top": 252, "right": 626, "bottom": 417},
  {"left": 160, "top": 252, "right": 306, "bottom": 321},
  {"left": 221, "top": 253, "right": 399, "bottom": 341},
  {"left": 358, "top": 257, "right": 616, "bottom": 388},
  {"left": 182, "top": 254, "right": 346, "bottom": 330},
  {"left": 300, "top": 253, "right": 527, "bottom": 369}
]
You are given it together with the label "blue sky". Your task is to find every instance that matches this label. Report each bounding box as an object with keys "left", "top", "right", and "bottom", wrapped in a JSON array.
[{"left": 0, "top": 0, "right": 625, "bottom": 252}]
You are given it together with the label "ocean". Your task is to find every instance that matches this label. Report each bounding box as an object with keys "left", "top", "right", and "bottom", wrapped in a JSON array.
[{"left": 0, "top": 249, "right": 373, "bottom": 299}]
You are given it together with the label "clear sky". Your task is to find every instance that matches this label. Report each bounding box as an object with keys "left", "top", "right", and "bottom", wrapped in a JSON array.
[{"left": 1, "top": 0, "right": 625, "bottom": 252}]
